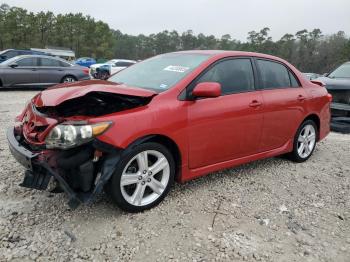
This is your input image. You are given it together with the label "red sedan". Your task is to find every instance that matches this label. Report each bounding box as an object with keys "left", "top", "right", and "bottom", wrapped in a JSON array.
[{"left": 7, "top": 51, "right": 331, "bottom": 212}]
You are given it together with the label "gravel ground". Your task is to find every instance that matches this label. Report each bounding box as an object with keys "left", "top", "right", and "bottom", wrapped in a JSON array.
[{"left": 0, "top": 90, "right": 349, "bottom": 262}]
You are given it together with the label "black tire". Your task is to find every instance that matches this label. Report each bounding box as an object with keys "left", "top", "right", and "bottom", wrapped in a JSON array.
[
  {"left": 99, "top": 71, "right": 110, "bottom": 80},
  {"left": 105, "top": 142, "right": 175, "bottom": 212},
  {"left": 288, "top": 120, "right": 318, "bottom": 163},
  {"left": 61, "top": 75, "right": 77, "bottom": 83}
]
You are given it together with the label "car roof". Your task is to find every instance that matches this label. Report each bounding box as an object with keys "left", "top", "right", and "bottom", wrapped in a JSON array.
[
  {"left": 171, "top": 50, "right": 289, "bottom": 62},
  {"left": 13, "top": 54, "right": 62, "bottom": 59},
  {"left": 2, "top": 49, "right": 45, "bottom": 52},
  {"left": 109, "top": 59, "right": 136, "bottom": 63},
  {"left": 10, "top": 55, "right": 72, "bottom": 64}
]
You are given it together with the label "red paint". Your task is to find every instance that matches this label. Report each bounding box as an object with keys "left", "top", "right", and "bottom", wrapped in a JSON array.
[
  {"left": 192, "top": 82, "right": 221, "bottom": 98},
  {"left": 18, "top": 51, "right": 331, "bottom": 183}
]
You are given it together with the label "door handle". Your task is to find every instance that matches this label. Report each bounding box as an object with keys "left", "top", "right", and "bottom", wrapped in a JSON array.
[
  {"left": 249, "top": 100, "right": 262, "bottom": 107},
  {"left": 297, "top": 95, "right": 306, "bottom": 101},
  {"left": 31, "top": 69, "right": 37, "bottom": 71}
]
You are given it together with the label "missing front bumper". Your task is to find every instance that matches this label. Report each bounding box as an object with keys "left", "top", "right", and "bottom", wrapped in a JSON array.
[{"left": 7, "top": 128, "right": 122, "bottom": 209}]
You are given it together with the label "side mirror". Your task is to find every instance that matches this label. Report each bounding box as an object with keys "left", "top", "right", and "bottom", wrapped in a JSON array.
[
  {"left": 323, "top": 72, "right": 329, "bottom": 77},
  {"left": 192, "top": 82, "right": 221, "bottom": 98},
  {"left": 9, "top": 63, "right": 18, "bottom": 68}
]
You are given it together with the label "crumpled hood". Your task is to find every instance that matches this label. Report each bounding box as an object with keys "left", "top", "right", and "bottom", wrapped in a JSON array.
[
  {"left": 316, "top": 77, "right": 350, "bottom": 90},
  {"left": 33, "top": 80, "right": 157, "bottom": 107}
]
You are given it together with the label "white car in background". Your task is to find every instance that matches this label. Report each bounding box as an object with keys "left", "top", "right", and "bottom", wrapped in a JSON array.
[{"left": 90, "top": 59, "right": 136, "bottom": 79}]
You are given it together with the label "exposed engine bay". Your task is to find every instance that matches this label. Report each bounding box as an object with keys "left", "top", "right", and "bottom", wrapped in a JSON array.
[{"left": 35, "top": 91, "right": 153, "bottom": 118}]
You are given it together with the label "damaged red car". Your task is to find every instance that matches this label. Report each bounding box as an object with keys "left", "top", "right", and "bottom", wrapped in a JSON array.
[{"left": 7, "top": 51, "right": 331, "bottom": 212}]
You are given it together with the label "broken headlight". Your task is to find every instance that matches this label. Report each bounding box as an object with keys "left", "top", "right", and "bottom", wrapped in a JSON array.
[{"left": 45, "top": 122, "right": 112, "bottom": 149}]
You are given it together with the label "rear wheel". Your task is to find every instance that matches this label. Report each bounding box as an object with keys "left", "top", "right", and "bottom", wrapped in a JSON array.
[
  {"left": 61, "top": 75, "right": 77, "bottom": 83},
  {"left": 288, "top": 120, "right": 317, "bottom": 162},
  {"left": 106, "top": 142, "right": 175, "bottom": 212}
]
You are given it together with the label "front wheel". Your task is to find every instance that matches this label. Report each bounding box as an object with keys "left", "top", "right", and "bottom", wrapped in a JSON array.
[
  {"left": 106, "top": 142, "right": 175, "bottom": 212},
  {"left": 288, "top": 120, "right": 317, "bottom": 162}
]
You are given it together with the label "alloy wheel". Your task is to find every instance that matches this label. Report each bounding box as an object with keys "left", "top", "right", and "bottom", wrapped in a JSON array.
[
  {"left": 63, "top": 76, "right": 76, "bottom": 83},
  {"left": 120, "top": 150, "right": 170, "bottom": 206},
  {"left": 297, "top": 124, "right": 316, "bottom": 158}
]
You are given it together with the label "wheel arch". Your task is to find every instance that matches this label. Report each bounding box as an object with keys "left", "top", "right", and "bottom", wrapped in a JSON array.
[
  {"left": 302, "top": 113, "right": 321, "bottom": 140},
  {"left": 127, "top": 134, "right": 182, "bottom": 182}
]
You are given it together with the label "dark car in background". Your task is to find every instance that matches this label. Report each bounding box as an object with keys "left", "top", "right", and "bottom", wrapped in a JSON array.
[
  {"left": 75, "top": 57, "right": 96, "bottom": 68},
  {"left": 316, "top": 61, "right": 350, "bottom": 133},
  {"left": 0, "top": 49, "right": 49, "bottom": 63},
  {"left": 0, "top": 55, "right": 90, "bottom": 88}
]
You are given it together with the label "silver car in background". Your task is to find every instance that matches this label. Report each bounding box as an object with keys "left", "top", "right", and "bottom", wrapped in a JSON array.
[{"left": 0, "top": 55, "right": 90, "bottom": 88}]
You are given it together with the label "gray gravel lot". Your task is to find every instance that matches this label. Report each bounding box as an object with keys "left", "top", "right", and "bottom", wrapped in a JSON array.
[{"left": 0, "top": 90, "right": 349, "bottom": 262}]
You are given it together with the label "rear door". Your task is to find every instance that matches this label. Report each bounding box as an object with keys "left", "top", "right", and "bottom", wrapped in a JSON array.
[
  {"left": 187, "top": 57, "right": 264, "bottom": 169},
  {"left": 255, "top": 58, "right": 308, "bottom": 151},
  {"left": 3, "top": 57, "right": 39, "bottom": 86},
  {"left": 37, "top": 57, "right": 66, "bottom": 84}
]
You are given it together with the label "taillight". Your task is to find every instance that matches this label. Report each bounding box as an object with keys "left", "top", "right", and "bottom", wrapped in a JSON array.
[
  {"left": 327, "top": 93, "right": 332, "bottom": 102},
  {"left": 82, "top": 68, "right": 89, "bottom": 75}
]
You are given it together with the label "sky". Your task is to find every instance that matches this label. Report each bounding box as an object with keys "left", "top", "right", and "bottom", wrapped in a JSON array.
[{"left": 3, "top": 0, "right": 350, "bottom": 41}]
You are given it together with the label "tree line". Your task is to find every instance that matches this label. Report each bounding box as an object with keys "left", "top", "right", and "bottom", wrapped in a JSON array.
[{"left": 1, "top": 3, "right": 349, "bottom": 73}]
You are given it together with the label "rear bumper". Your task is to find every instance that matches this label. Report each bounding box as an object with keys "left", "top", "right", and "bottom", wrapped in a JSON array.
[{"left": 7, "top": 127, "right": 123, "bottom": 209}]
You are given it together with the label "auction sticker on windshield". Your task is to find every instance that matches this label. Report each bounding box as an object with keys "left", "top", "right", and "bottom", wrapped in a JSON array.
[{"left": 163, "top": 65, "right": 190, "bottom": 73}]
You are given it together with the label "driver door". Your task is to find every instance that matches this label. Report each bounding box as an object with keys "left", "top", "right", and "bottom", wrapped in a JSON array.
[
  {"left": 4, "top": 57, "right": 40, "bottom": 87},
  {"left": 187, "top": 58, "right": 264, "bottom": 169}
]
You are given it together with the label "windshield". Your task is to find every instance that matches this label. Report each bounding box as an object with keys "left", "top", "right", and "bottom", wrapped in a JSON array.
[
  {"left": 108, "top": 53, "right": 211, "bottom": 92},
  {"left": 329, "top": 63, "right": 350, "bottom": 78}
]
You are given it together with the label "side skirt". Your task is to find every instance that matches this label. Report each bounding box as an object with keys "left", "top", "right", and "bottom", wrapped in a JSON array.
[{"left": 180, "top": 139, "right": 293, "bottom": 183}]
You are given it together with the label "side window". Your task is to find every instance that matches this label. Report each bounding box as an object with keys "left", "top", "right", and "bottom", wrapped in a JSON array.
[
  {"left": 257, "top": 59, "right": 294, "bottom": 89},
  {"left": 289, "top": 71, "right": 300, "bottom": 87},
  {"left": 197, "top": 58, "right": 255, "bottom": 95},
  {"left": 40, "top": 58, "right": 61, "bottom": 67},
  {"left": 17, "top": 57, "right": 37, "bottom": 66},
  {"left": 115, "top": 61, "right": 134, "bottom": 67}
]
